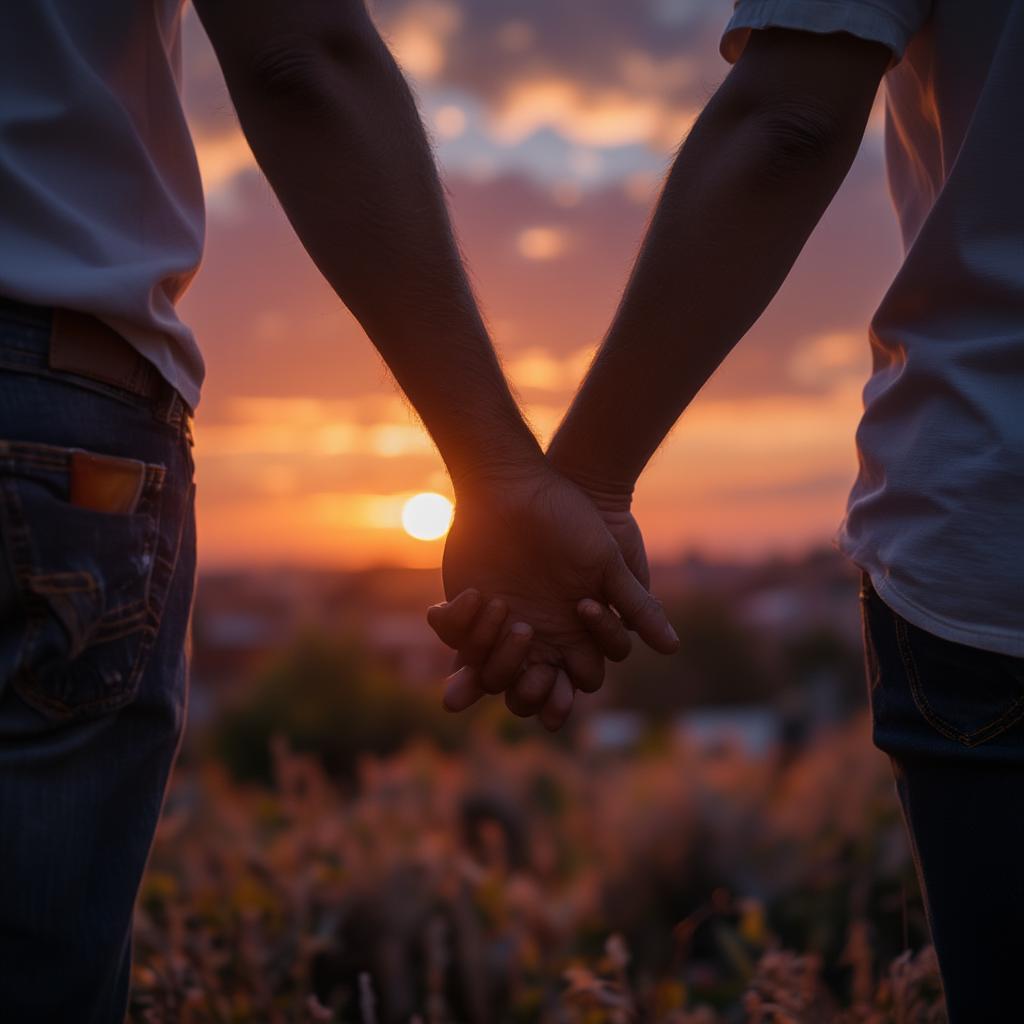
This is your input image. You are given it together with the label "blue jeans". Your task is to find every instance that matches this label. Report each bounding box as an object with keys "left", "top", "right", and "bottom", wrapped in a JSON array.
[
  {"left": 0, "top": 303, "right": 196, "bottom": 1022},
  {"left": 862, "top": 576, "right": 1024, "bottom": 1022}
]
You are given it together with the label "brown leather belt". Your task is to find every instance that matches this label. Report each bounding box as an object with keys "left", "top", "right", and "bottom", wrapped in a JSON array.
[
  {"left": 0, "top": 296, "right": 185, "bottom": 412},
  {"left": 48, "top": 308, "right": 170, "bottom": 404}
]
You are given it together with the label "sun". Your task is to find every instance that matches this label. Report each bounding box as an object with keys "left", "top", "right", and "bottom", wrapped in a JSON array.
[{"left": 401, "top": 492, "right": 454, "bottom": 541}]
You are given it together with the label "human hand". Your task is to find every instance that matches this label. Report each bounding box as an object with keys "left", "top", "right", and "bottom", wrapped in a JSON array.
[{"left": 428, "top": 464, "right": 676, "bottom": 728}]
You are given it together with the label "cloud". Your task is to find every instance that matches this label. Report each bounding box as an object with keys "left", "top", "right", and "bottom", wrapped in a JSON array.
[
  {"left": 788, "top": 332, "right": 870, "bottom": 389},
  {"left": 383, "top": 0, "right": 462, "bottom": 78},
  {"left": 433, "top": 104, "right": 468, "bottom": 138},
  {"left": 516, "top": 225, "right": 571, "bottom": 261},
  {"left": 199, "top": 396, "right": 434, "bottom": 460},
  {"left": 193, "top": 128, "right": 255, "bottom": 199},
  {"left": 181, "top": 1, "right": 731, "bottom": 204},
  {"left": 488, "top": 77, "right": 697, "bottom": 150},
  {"left": 182, "top": 12, "right": 255, "bottom": 205},
  {"left": 371, "top": 0, "right": 726, "bottom": 102},
  {"left": 182, "top": 147, "right": 899, "bottom": 422},
  {"left": 503, "top": 345, "right": 594, "bottom": 399},
  {"left": 370, "top": 0, "right": 724, "bottom": 163},
  {"left": 176, "top": 2, "right": 905, "bottom": 565}
]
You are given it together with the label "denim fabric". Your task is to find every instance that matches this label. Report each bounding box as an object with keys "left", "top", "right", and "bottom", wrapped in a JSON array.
[
  {"left": 0, "top": 304, "right": 196, "bottom": 1022},
  {"left": 862, "top": 576, "right": 1024, "bottom": 1023}
]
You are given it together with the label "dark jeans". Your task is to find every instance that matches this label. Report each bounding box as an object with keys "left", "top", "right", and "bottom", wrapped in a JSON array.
[
  {"left": 862, "top": 576, "right": 1024, "bottom": 1023},
  {"left": 0, "top": 305, "right": 196, "bottom": 1022}
]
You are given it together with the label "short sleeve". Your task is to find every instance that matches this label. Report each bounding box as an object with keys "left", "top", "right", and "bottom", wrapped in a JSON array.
[{"left": 720, "top": 0, "right": 933, "bottom": 66}]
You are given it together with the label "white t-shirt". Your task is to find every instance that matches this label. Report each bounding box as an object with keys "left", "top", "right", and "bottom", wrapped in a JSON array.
[
  {"left": 724, "top": 1, "right": 1024, "bottom": 655},
  {"left": 0, "top": 0, "right": 204, "bottom": 411}
]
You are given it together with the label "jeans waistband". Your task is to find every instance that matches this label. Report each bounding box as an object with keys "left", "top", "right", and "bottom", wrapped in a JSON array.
[{"left": 0, "top": 296, "right": 190, "bottom": 430}]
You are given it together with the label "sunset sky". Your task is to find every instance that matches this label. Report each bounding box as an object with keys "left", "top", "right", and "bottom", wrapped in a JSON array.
[{"left": 179, "top": 0, "right": 903, "bottom": 570}]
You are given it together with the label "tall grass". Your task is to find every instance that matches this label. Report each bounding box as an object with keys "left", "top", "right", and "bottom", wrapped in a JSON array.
[{"left": 130, "top": 713, "right": 944, "bottom": 1022}]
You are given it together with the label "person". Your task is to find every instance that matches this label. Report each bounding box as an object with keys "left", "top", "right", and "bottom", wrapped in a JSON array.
[
  {"left": 431, "top": 2, "right": 1024, "bottom": 1020},
  {"left": 0, "top": 1, "right": 679, "bottom": 1019}
]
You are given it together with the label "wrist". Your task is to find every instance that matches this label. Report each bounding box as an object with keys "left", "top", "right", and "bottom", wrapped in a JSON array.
[
  {"left": 546, "top": 447, "right": 635, "bottom": 514},
  {"left": 448, "top": 432, "right": 550, "bottom": 503}
]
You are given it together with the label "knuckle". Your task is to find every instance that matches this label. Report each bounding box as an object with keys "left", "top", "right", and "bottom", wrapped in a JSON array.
[{"left": 516, "top": 676, "right": 547, "bottom": 704}]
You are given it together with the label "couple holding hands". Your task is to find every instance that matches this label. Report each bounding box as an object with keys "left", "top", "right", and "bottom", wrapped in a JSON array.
[{"left": 3, "top": 0, "right": 1021, "bottom": 1019}]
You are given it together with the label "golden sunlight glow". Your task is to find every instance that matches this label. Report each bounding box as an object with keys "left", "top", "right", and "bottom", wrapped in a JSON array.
[
  {"left": 401, "top": 492, "right": 454, "bottom": 541},
  {"left": 517, "top": 226, "right": 568, "bottom": 261}
]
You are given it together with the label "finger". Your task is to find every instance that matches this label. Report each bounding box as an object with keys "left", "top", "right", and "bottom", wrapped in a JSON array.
[
  {"left": 577, "top": 599, "right": 632, "bottom": 663},
  {"left": 562, "top": 641, "right": 606, "bottom": 694},
  {"left": 442, "top": 665, "right": 486, "bottom": 712},
  {"left": 604, "top": 559, "right": 679, "bottom": 655},
  {"left": 540, "top": 671, "right": 575, "bottom": 732},
  {"left": 479, "top": 622, "right": 533, "bottom": 694},
  {"left": 505, "top": 663, "right": 557, "bottom": 717},
  {"left": 458, "top": 598, "right": 509, "bottom": 669},
  {"left": 427, "top": 590, "right": 481, "bottom": 648}
]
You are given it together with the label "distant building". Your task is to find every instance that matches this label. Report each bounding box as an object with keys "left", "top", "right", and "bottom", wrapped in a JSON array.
[{"left": 675, "top": 706, "right": 782, "bottom": 758}]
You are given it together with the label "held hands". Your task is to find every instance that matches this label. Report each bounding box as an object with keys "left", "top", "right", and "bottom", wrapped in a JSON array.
[{"left": 427, "top": 462, "right": 677, "bottom": 729}]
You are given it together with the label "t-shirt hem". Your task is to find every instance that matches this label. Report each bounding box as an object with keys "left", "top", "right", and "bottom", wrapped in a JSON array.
[
  {"left": 100, "top": 315, "right": 203, "bottom": 412},
  {"left": 838, "top": 542, "right": 1024, "bottom": 658}
]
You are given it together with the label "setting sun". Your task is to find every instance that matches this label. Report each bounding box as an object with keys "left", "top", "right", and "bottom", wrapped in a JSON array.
[{"left": 401, "top": 492, "right": 454, "bottom": 541}]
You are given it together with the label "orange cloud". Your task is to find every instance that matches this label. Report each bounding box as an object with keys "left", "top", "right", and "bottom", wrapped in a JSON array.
[
  {"left": 504, "top": 345, "right": 594, "bottom": 393},
  {"left": 516, "top": 226, "right": 571, "bottom": 261},
  {"left": 199, "top": 396, "right": 434, "bottom": 460},
  {"left": 193, "top": 126, "right": 255, "bottom": 198},
  {"left": 787, "top": 332, "right": 869, "bottom": 388},
  {"left": 489, "top": 77, "right": 698, "bottom": 149},
  {"left": 385, "top": 0, "right": 461, "bottom": 79}
]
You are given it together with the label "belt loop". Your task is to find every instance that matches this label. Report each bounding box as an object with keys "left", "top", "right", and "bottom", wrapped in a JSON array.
[{"left": 158, "top": 387, "right": 184, "bottom": 429}]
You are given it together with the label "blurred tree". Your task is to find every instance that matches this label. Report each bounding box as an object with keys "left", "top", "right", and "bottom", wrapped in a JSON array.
[
  {"left": 609, "top": 595, "right": 776, "bottom": 715},
  {"left": 782, "top": 626, "right": 865, "bottom": 713},
  {"left": 210, "top": 631, "right": 462, "bottom": 784}
]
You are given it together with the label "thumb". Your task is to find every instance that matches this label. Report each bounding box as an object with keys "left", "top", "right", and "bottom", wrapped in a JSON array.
[
  {"left": 620, "top": 537, "right": 650, "bottom": 592},
  {"left": 602, "top": 556, "right": 679, "bottom": 655}
]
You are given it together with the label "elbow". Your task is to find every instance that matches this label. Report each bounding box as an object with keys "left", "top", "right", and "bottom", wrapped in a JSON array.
[
  {"left": 243, "top": 9, "right": 382, "bottom": 111},
  {"left": 744, "top": 100, "right": 857, "bottom": 186}
]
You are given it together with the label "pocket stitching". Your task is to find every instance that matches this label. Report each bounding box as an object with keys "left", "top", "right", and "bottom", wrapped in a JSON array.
[
  {"left": 894, "top": 615, "right": 1024, "bottom": 747},
  {"left": 1, "top": 441, "right": 167, "bottom": 494},
  {"left": 27, "top": 571, "right": 97, "bottom": 595}
]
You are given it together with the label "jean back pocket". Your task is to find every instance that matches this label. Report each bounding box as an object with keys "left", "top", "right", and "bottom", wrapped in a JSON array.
[{"left": 0, "top": 441, "right": 166, "bottom": 719}]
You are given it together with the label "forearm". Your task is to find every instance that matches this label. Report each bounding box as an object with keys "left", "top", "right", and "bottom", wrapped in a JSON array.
[
  {"left": 548, "top": 35, "right": 885, "bottom": 490},
  {"left": 200, "top": 4, "right": 542, "bottom": 486}
]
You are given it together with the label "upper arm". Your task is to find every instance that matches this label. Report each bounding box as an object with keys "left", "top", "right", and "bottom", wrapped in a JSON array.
[{"left": 712, "top": 28, "right": 891, "bottom": 164}]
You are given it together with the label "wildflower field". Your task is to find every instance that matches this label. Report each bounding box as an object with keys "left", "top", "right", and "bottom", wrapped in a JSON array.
[{"left": 130, "top": 706, "right": 945, "bottom": 1023}]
